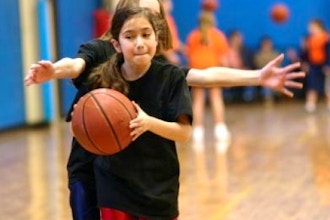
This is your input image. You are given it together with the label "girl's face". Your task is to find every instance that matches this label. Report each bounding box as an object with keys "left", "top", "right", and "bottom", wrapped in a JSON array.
[
  {"left": 112, "top": 15, "right": 158, "bottom": 68},
  {"left": 308, "top": 22, "right": 322, "bottom": 35},
  {"left": 308, "top": 23, "right": 316, "bottom": 34},
  {"left": 261, "top": 39, "right": 273, "bottom": 51},
  {"left": 139, "top": 0, "right": 161, "bottom": 14}
]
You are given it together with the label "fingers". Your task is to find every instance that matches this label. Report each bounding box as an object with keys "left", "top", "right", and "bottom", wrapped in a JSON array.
[
  {"left": 24, "top": 78, "right": 34, "bottom": 86},
  {"left": 24, "top": 70, "right": 36, "bottom": 86},
  {"left": 30, "top": 63, "right": 42, "bottom": 69},
  {"left": 131, "top": 101, "right": 140, "bottom": 112},
  {"left": 24, "top": 64, "right": 41, "bottom": 86},
  {"left": 284, "top": 80, "right": 303, "bottom": 89},
  {"left": 272, "top": 53, "right": 285, "bottom": 66},
  {"left": 130, "top": 130, "right": 139, "bottom": 141},
  {"left": 285, "top": 71, "right": 305, "bottom": 80},
  {"left": 281, "top": 62, "right": 301, "bottom": 73},
  {"left": 129, "top": 102, "right": 148, "bottom": 141},
  {"left": 281, "top": 88, "right": 294, "bottom": 98},
  {"left": 130, "top": 124, "right": 142, "bottom": 141},
  {"left": 37, "top": 60, "right": 52, "bottom": 68}
]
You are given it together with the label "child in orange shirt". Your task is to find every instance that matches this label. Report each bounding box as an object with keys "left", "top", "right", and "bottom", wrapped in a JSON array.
[
  {"left": 305, "top": 19, "right": 329, "bottom": 112},
  {"left": 186, "top": 10, "right": 230, "bottom": 143}
]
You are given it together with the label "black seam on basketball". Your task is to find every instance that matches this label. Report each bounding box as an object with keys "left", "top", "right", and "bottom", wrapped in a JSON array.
[
  {"left": 82, "top": 95, "right": 105, "bottom": 154},
  {"left": 101, "top": 92, "right": 135, "bottom": 120},
  {"left": 102, "top": 93, "right": 135, "bottom": 148},
  {"left": 90, "top": 92, "right": 123, "bottom": 151}
]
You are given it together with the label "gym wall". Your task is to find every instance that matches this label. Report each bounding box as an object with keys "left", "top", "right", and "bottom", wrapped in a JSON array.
[{"left": 1, "top": 0, "right": 330, "bottom": 131}]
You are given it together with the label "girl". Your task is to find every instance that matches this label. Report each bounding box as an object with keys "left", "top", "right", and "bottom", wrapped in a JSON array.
[
  {"left": 186, "top": 10, "right": 230, "bottom": 142},
  {"left": 89, "top": 7, "right": 192, "bottom": 219}
]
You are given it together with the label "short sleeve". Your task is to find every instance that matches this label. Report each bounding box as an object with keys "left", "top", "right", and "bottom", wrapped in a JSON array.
[
  {"left": 179, "top": 66, "right": 190, "bottom": 78},
  {"left": 72, "top": 39, "right": 115, "bottom": 88}
]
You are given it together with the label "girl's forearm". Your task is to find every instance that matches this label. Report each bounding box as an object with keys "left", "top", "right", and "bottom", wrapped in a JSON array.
[
  {"left": 186, "top": 67, "right": 261, "bottom": 87},
  {"left": 53, "top": 58, "right": 86, "bottom": 79},
  {"left": 148, "top": 116, "right": 192, "bottom": 143}
]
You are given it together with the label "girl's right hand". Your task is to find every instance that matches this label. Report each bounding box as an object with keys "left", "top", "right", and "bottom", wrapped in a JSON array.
[{"left": 24, "top": 60, "right": 55, "bottom": 86}]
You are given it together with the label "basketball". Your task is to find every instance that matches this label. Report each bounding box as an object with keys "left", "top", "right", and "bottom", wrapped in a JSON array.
[
  {"left": 270, "top": 3, "right": 289, "bottom": 23},
  {"left": 201, "top": 0, "right": 219, "bottom": 11},
  {"left": 71, "top": 88, "right": 137, "bottom": 155}
]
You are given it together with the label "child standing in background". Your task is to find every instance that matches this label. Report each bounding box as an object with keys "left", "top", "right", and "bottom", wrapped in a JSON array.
[
  {"left": 186, "top": 10, "right": 230, "bottom": 143},
  {"left": 227, "top": 30, "right": 254, "bottom": 102},
  {"left": 253, "top": 36, "right": 280, "bottom": 104},
  {"left": 304, "top": 19, "right": 330, "bottom": 112}
]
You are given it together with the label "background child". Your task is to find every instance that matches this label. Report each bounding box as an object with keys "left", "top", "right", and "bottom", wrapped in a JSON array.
[
  {"left": 304, "top": 18, "right": 329, "bottom": 112},
  {"left": 253, "top": 36, "right": 280, "bottom": 104},
  {"left": 185, "top": 10, "right": 230, "bottom": 142}
]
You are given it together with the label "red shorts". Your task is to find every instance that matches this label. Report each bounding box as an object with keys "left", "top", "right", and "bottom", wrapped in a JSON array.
[{"left": 101, "top": 207, "right": 178, "bottom": 220}]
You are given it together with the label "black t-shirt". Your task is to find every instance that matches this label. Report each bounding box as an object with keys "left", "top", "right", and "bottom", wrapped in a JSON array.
[{"left": 94, "top": 60, "right": 192, "bottom": 219}]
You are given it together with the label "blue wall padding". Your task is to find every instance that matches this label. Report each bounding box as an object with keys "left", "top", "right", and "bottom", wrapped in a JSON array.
[
  {"left": 37, "top": 0, "right": 55, "bottom": 122},
  {"left": 0, "top": 0, "right": 25, "bottom": 129}
]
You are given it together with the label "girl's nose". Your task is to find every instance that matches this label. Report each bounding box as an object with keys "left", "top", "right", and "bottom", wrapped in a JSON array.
[{"left": 135, "top": 36, "right": 144, "bottom": 48}]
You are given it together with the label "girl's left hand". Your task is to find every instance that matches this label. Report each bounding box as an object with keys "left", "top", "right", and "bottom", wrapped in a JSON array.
[
  {"left": 129, "top": 101, "right": 151, "bottom": 141},
  {"left": 259, "top": 54, "right": 305, "bottom": 97}
]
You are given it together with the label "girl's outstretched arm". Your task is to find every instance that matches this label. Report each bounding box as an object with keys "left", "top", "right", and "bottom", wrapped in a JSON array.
[
  {"left": 24, "top": 58, "right": 85, "bottom": 86},
  {"left": 186, "top": 54, "right": 305, "bottom": 97}
]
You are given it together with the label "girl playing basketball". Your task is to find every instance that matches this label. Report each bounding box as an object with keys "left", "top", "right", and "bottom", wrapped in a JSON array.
[{"left": 90, "top": 6, "right": 192, "bottom": 219}]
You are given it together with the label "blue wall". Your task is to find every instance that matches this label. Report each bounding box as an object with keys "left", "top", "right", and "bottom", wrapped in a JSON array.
[
  {"left": 0, "top": 0, "right": 25, "bottom": 130},
  {"left": 55, "top": 0, "right": 101, "bottom": 116}
]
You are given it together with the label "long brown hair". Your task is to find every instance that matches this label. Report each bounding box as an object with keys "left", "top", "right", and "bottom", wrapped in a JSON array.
[
  {"left": 100, "top": 0, "right": 172, "bottom": 51},
  {"left": 199, "top": 10, "right": 215, "bottom": 45},
  {"left": 88, "top": 7, "right": 162, "bottom": 94}
]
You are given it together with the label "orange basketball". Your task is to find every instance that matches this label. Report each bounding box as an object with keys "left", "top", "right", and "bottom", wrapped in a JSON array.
[
  {"left": 270, "top": 3, "right": 289, "bottom": 23},
  {"left": 201, "top": 0, "right": 219, "bottom": 11},
  {"left": 71, "top": 88, "right": 137, "bottom": 155}
]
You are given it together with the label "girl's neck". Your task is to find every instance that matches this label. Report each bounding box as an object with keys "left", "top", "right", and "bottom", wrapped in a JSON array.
[{"left": 121, "top": 62, "right": 151, "bottom": 81}]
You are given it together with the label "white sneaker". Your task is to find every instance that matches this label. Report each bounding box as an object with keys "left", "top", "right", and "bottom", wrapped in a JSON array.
[
  {"left": 192, "top": 126, "right": 204, "bottom": 142},
  {"left": 214, "top": 124, "right": 231, "bottom": 142},
  {"left": 215, "top": 140, "right": 230, "bottom": 153}
]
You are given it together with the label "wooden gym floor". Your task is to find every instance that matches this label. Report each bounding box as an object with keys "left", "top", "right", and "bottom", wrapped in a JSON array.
[{"left": 1, "top": 100, "right": 330, "bottom": 220}]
